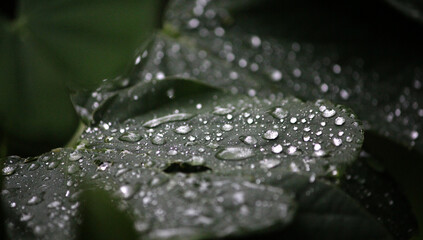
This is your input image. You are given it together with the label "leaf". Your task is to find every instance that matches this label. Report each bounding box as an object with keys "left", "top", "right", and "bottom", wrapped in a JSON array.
[
  {"left": 161, "top": 0, "right": 423, "bottom": 160},
  {"left": 385, "top": 0, "right": 423, "bottom": 23},
  {"left": 77, "top": 187, "right": 138, "bottom": 240},
  {"left": 1, "top": 78, "right": 370, "bottom": 239},
  {"left": 275, "top": 174, "right": 394, "bottom": 240},
  {"left": 340, "top": 151, "right": 418, "bottom": 239},
  {"left": 0, "top": 0, "right": 161, "bottom": 155}
]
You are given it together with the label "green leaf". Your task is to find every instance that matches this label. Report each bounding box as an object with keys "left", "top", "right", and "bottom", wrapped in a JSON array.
[
  {"left": 275, "top": 174, "right": 394, "bottom": 240},
  {"left": 77, "top": 187, "right": 138, "bottom": 240},
  {"left": 162, "top": 0, "right": 423, "bottom": 159},
  {"left": 0, "top": 0, "right": 161, "bottom": 155},
  {"left": 1, "top": 78, "right": 370, "bottom": 239}
]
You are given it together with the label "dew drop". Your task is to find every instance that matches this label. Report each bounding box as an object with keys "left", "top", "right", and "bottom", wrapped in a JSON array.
[
  {"left": 271, "top": 144, "right": 283, "bottom": 154},
  {"left": 322, "top": 109, "right": 336, "bottom": 118},
  {"left": 333, "top": 138, "right": 343, "bottom": 146},
  {"left": 69, "top": 152, "right": 82, "bottom": 161},
  {"left": 334, "top": 117, "right": 346, "bottom": 126},
  {"left": 119, "top": 132, "right": 143, "bottom": 142},
  {"left": 271, "top": 70, "right": 282, "bottom": 81},
  {"left": 174, "top": 125, "right": 192, "bottom": 135},
  {"left": 287, "top": 146, "right": 299, "bottom": 155},
  {"left": 270, "top": 107, "right": 288, "bottom": 119},
  {"left": 263, "top": 130, "right": 279, "bottom": 140},
  {"left": 213, "top": 107, "right": 233, "bottom": 115},
  {"left": 2, "top": 165, "right": 17, "bottom": 176},
  {"left": 143, "top": 113, "right": 194, "bottom": 128},
  {"left": 67, "top": 164, "right": 80, "bottom": 174},
  {"left": 216, "top": 147, "right": 255, "bottom": 160},
  {"left": 239, "top": 136, "right": 258, "bottom": 145},
  {"left": 27, "top": 195, "right": 42, "bottom": 205},
  {"left": 151, "top": 134, "right": 166, "bottom": 145},
  {"left": 119, "top": 185, "right": 136, "bottom": 200},
  {"left": 410, "top": 130, "right": 419, "bottom": 140},
  {"left": 259, "top": 159, "right": 281, "bottom": 169},
  {"left": 221, "top": 124, "right": 234, "bottom": 131}
]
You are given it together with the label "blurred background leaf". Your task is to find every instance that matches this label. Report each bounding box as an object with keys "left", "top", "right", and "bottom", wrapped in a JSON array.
[{"left": 0, "top": 0, "right": 162, "bottom": 157}]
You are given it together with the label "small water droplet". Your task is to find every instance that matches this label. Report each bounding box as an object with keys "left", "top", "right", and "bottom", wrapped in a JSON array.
[
  {"left": 119, "top": 185, "right": 136, "bottom": 199},
  {"left": 271, "top": 70, "right": 282, "bottom": 81},
  {"left": 322, "top": 109, "right": 336, "bottom": 118},
  {"left": 27, "top": 195, "right": 42, "bottom": 205},
  {"left": 119, "top": 132, "right": 142, "bottom": 142},
  {"left": 287, "top": 146, "right": 299, "bottom": 155},
  {"left": 189, "top": 156, "right": 205, "bottom": 165},
  {"left": 290, "top": 117, "right": 297, "bottom": 124},
  {"left": 67, "top": 164, "right": 80, "bottom": 174},
  {"left": 213, "top": 107, "right": 233, "bottom": 115},
  {"left": 239, "top": 136, "right": 258, "bottom": 145},
  {"left": 333, "top": 138, "right": 343, "bottom": 146},
  {"left": 259, "top": 159, "right": 281, "bottom": 169},
  {"left": 151, "top": 134, "right": 166, "bottom": 145},
  {"left": 174, "top": 125, "right": 192, "bottom": 135},
  {"left": 271, "top": 144, "right": 283, "bottom": 154},
  {"left": 221, "top": 124, "right": 233, "bottom": 131},
  {"left": 47, "top": 161, "right": 59, "bottom": 170},
  {"left": 263, "top": 130, "right": 278, "bottom": 140},
  {"left": 69, "top": 151, "right": 82, "bottom": 161},
  {"left": 250, "top": 35, "right": 261, "bottom": 47},
  {"left": 334, "top": 117, "right": 345, "bottom": 126},
  {"left": 143, "top": 113, "right": 194, "bottom": 128},
  {"left": 270, "top": 107, "right": 288, "bottom": 119},
  {"left": 216, "top": 147, "right": 255, "bottom": 160},
  {"left": 411, "top": 130, "right": 419, "bottom": 140}
]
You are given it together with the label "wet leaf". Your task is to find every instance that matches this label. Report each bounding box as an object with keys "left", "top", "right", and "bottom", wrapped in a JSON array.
[{"left": 0, "top": 0, "right": 160, "bottom": 155}]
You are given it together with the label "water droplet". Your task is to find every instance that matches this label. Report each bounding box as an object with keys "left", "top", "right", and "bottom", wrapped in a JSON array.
[
  {"left": 47, "top": 161, "right": 59, "bottom": 170},
  {"left": 221, "top": 124, "right": 233, "bottom": 131},
  {"left": 287, "top": 146, "right": 299, "bottom": 155},
  {"left": 322, "top": 109, "right": 336, "bottom": 118},
  {"left": 2, "top": 165, "right": 17, "bottom": 176},
  {"left": 174, "top": 125, "right": 192, "bottom": 135},
  {"left": 239, "top": 136, "right": 258, "bottom": 145},
  {"left": 303, "top": 135, "right": 310, "bottom": 142},
  {"left": 259, "top": 159, "right": 281, "bottom": 169},
  {"left": 67, "top": 164, "right": 80, "bottom": 174},
  {"left": 411, "top": 130, "right": 419, "bottom": 140},
  {"left": 167, "top": 149, "right": 178, "bottom": 156},
  {"left": 290, "top": 117, "right": 297, "bottom": 124},
  {"left": 119, "top": 185, "right": 136, "bottom": 199},
  {"left": 189, "top": 156, "right": 205, "bottom": 165},
  {"left": 28, "top": 163, "right": 40, "bottom": 171},
  {"left": 250, "top": 35, "right": 261, "bottom": 47},
  {"left": 333, "top": 138, "right": 343, "bottom": 146},
  {"left": 151, "top": 134, "right": 166, "bottom": 145},
  {"left": 271, "top": 144, "right": 283, "bottom": 154},
  {"left": 270, "top": 107, "right": 288, "bottom": 119},
  {"left": 247, "top": 118, "right": 254, "bottom": 124},
  {"left": 213, "top": 107, "right": 233, "bottom": 115},
  {"left": 27, "top": 195, "right": 42, "bottom": 205},
  {"left": 271, "top": 70, "right": 282, "bottom": 81},
  {"left": 263, "top": 130, "right": 278, "bottom": 140},
  {"left": 69, "top": 151, "right": 82, "bottom": 161},
  {"left": 119, "top": 132, "right": 142, "bottom": 142},
  {"left": 216, "top": 147, "right": 255, "bottom": 160},
  {"left": 334, "top": 117, "right": 345, "bottom": 126},
  {"left": 313, "top": 150, "right": 329, "bottom": 157},
  {"left": 98, "top": 161, "right": 111, "bottom": 171},
  {"left": 143, "top": 113, "right": 194, "bottom": 128}
]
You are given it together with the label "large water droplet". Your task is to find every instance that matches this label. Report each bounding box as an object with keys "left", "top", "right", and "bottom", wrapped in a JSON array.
[
  {"left": 270, "top": 107, "right": 288, "bottom": 119},
  {"left": 67, "top": 164, "right": 80, "bottom": 174},
  {"left": 216, "top": 147, "right": 255, "bottom": 160},
  {"left": 119, "top": 132, "right": 142, "bottom": 142},
  {"left": 143, "top": 113, "right": 194, "bottom": 128},
  {"left": 69, "top": 152, "right": 82, "bottom": 161},
  {"left": 263, "top": 130, "right": 278, "bottom": 140},
  {"left": 27, "top": 195, "right": 43, "bottom": 205},
  {"left": 239, "top": 136, "right": 258, "bottom": 145},
  {"left": 174, "top": 125, "right": 192, "bottom": 135}
]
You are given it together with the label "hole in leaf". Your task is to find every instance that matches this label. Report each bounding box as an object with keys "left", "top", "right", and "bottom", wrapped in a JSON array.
[{"left": 163, "top": 162, "right": 211, "bottom": 174}]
